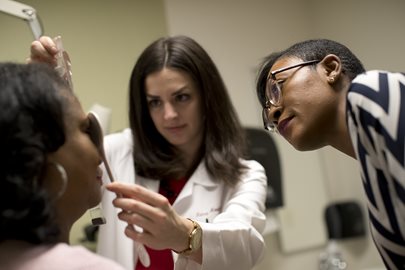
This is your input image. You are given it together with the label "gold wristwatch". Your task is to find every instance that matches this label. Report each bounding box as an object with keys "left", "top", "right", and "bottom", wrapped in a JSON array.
[{"left": 176, "top": 218, "right": 202, "bottom": 256}]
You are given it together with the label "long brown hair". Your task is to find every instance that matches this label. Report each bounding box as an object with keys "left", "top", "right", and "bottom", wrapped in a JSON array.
[{"left": 129, "top": 35, "right": 246, "bottom": 185}]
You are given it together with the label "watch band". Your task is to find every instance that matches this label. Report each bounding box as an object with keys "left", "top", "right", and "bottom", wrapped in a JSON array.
[{"left": 175, "top": 218, "right": 202, "bottom": 256}]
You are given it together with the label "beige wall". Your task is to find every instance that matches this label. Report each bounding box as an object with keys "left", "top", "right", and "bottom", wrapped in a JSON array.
[{"left": 0, "top": 0, "right": 168, "bottom": 133}]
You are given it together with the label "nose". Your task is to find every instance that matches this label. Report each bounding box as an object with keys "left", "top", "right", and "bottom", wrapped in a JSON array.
[{"left": 163, "top": 102, "right": 178, "bottom": 120}]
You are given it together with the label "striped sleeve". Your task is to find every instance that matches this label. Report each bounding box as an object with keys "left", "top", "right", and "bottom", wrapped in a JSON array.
[{"left": 346, "top": 70, "right": 405, "bottom": 269}]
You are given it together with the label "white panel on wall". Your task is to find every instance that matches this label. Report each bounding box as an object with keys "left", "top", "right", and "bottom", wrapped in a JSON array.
[{"left": 274, "top": 137, "right": 328, "bottom": 253}]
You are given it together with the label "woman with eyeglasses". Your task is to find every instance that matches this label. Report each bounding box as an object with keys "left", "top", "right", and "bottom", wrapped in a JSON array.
[
  {"left": 256, "top": 38, "right": 405, "bottom": 270},
  {"left": 0, "top": 62, "right": 125, "bottom": 270},
  {"left": 29, "top": 35, "right": 267, "bottom": 270}
]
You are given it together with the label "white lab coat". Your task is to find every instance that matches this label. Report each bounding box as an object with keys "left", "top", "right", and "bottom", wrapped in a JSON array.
[{"left": 97, "top": 129, "right": 267, "bottom": 270}]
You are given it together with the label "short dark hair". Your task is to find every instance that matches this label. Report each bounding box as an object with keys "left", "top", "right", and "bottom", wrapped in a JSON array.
[
  {"left": 256, "top": 39, "right": 366, "bottom": 107},
  {"left": 0, "top": 62, "right": 69, "bottom": 244},
  {"left": 129, "top": 35, "right": 246, "bottom": 185}
]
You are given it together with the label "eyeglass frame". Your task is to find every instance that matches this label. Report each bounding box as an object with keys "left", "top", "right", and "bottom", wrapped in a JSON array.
[{"left": 262, "top": 59, "right": 320, "bottom": 132}]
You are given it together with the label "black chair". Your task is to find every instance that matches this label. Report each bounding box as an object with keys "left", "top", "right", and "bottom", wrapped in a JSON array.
[
  {"left": 325, "top": 201, "right": 366, "bottom": 239},
  {"left": 244, "top": 127, "right": 283, "bottom": 208}
]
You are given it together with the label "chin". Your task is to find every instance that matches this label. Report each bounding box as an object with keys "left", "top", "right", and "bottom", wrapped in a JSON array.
[
  {"left": 287, "top": 129, "right": 325, "bottom": 152},
  {"left": 292, "top": 140, "right": 324, "bottom": 152},
  {"left": 289, "top": 137, "right": 323, "bottom": 152},
  {"left": 293, "top": 145, "right": 316, "bottom": 152},
  {"left": 88, "top": 192, "right": 103, "bottom": 208},
  {"left": 166, "top": 136, "right": 186, "bottom": 145}
]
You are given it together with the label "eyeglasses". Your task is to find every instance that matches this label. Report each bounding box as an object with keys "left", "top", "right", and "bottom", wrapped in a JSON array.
[{"left": 263, "top": 59, "right": 320, "bottom": 132}]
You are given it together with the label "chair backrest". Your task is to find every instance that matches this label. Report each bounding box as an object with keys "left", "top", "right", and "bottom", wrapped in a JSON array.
[
  {"left": 324, "top": 201, "right": 365, "bottom": 239},
  {"left": 244, "top": 127, "right": 283, "bottom": 208}
]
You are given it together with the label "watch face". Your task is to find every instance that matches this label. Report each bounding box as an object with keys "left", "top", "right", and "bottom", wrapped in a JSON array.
[{"left": 190, "top": 224, "right": 202, "bottom": 250}]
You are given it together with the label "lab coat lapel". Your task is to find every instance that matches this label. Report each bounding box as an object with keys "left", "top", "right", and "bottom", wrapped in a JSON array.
[
  {"left": 173, "top": 160, "right": 217, "bottom": 207},
  {"left": 136, "top": 161, "right": 218, "bottom": 207},
  {"left": 138, "top": 175, "right": 160, "bottom": 193}
]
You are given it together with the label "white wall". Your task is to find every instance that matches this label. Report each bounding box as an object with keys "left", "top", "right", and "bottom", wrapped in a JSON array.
[{"left": 163, "top": 0, "right": 405, "bottom": 269}]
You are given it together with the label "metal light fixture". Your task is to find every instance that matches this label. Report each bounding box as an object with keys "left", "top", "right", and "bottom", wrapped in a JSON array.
[{"left": 0, "top": 0, "right": 43, "bottom": 39}]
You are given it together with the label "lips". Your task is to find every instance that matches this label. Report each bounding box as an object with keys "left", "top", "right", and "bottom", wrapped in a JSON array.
[
  {"left": 166, "top": 124, "right": 186, "bottom": 132},
  {"left": 277, "top": 116, "right": 293, "bottom": 135}
]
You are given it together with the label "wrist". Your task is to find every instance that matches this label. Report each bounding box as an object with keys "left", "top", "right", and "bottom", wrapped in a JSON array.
[
  {"left": 173, "top": 218, "right": 193, "bottom": 252},
  {"left": 173, "top": 218, "right": 202, "bottom": 256}
]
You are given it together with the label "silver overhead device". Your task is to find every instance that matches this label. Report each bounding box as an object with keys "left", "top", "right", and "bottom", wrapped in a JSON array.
[{"left": 0, "top": 0, "right": 42, "bottom": 39}]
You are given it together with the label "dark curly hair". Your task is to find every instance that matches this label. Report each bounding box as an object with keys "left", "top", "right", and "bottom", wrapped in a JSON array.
[
  {"left": 129, "top": 35, "right": 247, "bottom": 185},
  {"left": 0, "top": 62, "right": 69, "bottom": 244}
]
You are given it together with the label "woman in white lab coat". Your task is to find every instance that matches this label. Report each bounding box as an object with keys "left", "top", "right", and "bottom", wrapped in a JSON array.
[
  {"left": 99, "top": 130, "right": 267, "bottom": 270},
  {"left": 29, "top": 35, "right": 267, "bottom": 270},
  {"left": 99, "top": 35, "right": 267, "bottom": 270}
]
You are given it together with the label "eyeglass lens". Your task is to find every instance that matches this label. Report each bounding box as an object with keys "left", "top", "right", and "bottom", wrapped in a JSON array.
[
  {"left": 267, "top": 81, "right": 281, "bottom": 106},
  {"left": 263, "top": 60, "right": 320, "bottom": 133},
  {"left": 262, "top": 107, "right": 277, "bottom": 132},
  {"left": 265, "top": 59, "right": 320, "bottom": 108}
]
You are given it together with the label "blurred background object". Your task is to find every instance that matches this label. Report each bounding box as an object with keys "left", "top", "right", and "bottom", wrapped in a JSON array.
[
  {"left": 319, "top": 201, "right": 366, "bottom": 270},
  {"left": 0, "top": 0, "right": 42, "bottom": 39}
]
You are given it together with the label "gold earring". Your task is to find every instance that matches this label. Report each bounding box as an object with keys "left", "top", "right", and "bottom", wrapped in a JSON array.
[{"left": 329, "top": 77, "right": 335, "bottom": 83}]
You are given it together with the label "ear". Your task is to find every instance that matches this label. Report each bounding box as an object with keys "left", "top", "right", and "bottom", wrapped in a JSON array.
[{"left": 319, "top": 54, "right": 342, "bottom": 84}]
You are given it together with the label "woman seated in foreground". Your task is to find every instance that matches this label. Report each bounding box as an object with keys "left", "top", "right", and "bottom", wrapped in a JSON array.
[{"left": 0, "top": 62, "right": 125, "bottom": 270}]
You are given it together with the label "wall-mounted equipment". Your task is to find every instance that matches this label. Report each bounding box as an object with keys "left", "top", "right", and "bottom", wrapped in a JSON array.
[{"left": 0, "top": 0, "right": 42, "bottom": 39}]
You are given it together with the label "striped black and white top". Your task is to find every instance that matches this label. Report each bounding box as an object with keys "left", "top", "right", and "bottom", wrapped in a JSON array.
[{"left": 347, "top": 70, "right": 405, "bottom": 270}]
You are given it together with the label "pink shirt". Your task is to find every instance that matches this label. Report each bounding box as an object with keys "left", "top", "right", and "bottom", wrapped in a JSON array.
[{"left": 2, "top": 243, "right": 125, "bottom": 270}]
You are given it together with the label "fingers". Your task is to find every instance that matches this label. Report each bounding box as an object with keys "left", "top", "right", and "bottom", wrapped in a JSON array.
[
  {"left": 124, "top": 225, "right": 152, "bottom": 245},
  {"left": 106, "top": 182, "right": 169, "bottom": 208},
  {"left": 28, "top": 36, "right": 59, "bottom": 65},
  {"left": 106, "top": 182, "right": 183, "bottom": 250},
  {"left": 112, "top": 193, "right": 172, "bottom": 227},
  {"left": 115, "top": 197, "right": 157, "bottom": 222},
  {"left": 39, "top": 36, "right": 59, "bottom": 54},
  {"left": 108, "top": 183, "right": 166, "bottom": 227},
  {"left": 118, "top": 208, "right": 153, "bottom": 230},
  {"left": 124, "top": 224, "right": 144, "bottom": 241},
  {"left": 124, "top": 224, "right": 173, "bottom": 251}
]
